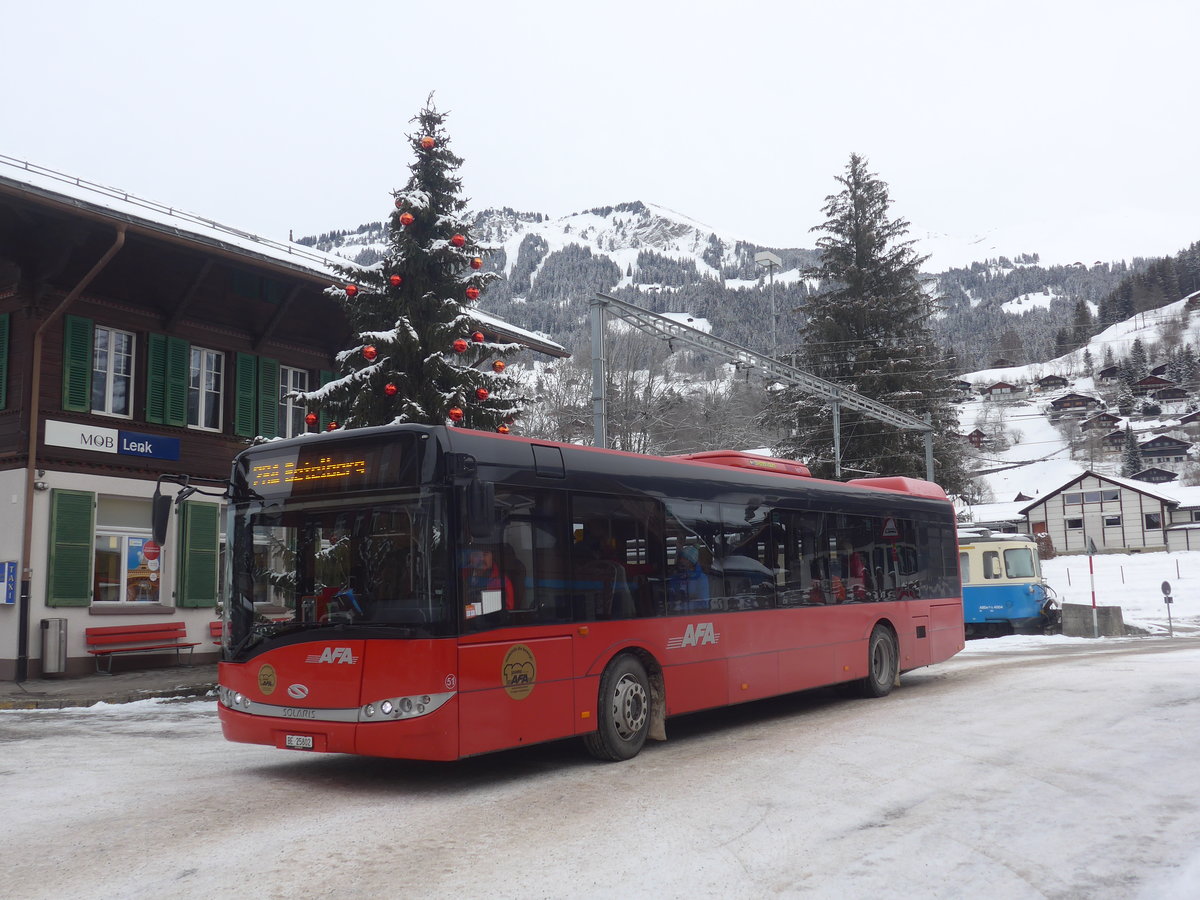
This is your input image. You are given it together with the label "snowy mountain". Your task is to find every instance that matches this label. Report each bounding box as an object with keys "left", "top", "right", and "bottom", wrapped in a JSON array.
[{"left": 298, "top": 202, "right": 1150, "bottom": 365}]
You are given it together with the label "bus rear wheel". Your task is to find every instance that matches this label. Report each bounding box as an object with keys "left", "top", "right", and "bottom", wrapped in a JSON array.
[
  {"left": 584, "top": 654, "right": 650, "bottom": 761},
  {"left": 858, "top": 624, "right": 898, "bottom": 698}
]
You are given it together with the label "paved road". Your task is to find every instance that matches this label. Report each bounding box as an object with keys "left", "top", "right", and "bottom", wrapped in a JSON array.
[{"left": 4, "top": 637, "right": 1199, "bottom": 899}]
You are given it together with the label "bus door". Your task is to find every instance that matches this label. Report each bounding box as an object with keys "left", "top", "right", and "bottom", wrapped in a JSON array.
[{"left": 457, "top": 504, "right": 578, "bottom": 756}]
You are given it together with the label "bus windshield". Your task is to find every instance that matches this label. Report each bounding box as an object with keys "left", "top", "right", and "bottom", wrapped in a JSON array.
[{"left": 226, "top": 490, "right": 451, "bottom": 656}]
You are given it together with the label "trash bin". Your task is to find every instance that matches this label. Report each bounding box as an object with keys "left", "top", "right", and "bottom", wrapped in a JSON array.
[{"left": 41, "top": 618, "right": 67, "bottom": 675}]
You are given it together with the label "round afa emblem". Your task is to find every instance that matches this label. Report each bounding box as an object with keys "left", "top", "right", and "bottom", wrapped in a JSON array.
[
  {"left": 258, "top": 664, "right": 277, "bottom": 696},
  {"left": 501, "top": 644, "right": 536, "bottom": 700}
]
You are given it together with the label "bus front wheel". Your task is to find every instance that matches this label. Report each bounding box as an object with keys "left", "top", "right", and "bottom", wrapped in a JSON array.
[
  {"left": 858, "top": 624, "right": 898, "bottom": 698},
  {"left": 585, "top": 654, "right": 650, "bottom": 761}
]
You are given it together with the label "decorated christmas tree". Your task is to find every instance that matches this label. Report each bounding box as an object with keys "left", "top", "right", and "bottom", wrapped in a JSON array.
[{"left": 299, "top": 98, "right": 522, "bottom": 433}]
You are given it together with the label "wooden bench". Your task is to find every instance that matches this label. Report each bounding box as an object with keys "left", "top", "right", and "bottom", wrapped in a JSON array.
[{"left": 85, "top": 622, "right": 200, "bottom": 674}]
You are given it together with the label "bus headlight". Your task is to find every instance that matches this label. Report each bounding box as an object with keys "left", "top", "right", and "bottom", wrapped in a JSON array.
[{"left": 358, "top": 690, "right": 455, "bottom": 722}]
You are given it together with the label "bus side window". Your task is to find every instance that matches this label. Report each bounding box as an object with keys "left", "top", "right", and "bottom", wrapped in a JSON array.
[
  {"left": 571, "top": 494, "right": 664, "bottom": 619},
  {"left": 982, "top": 550, "right": 1001, "bottom": 579}
]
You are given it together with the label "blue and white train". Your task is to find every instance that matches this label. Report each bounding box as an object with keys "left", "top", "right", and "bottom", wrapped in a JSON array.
[{"left": 958, "top": 530, "right": 1060, "bottom": 637}]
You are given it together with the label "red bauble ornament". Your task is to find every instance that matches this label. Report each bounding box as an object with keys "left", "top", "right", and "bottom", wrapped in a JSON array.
[
  {"left": 452, "top": 338, "right": 469, "bottom": 353},
  {"left": 475, "top": 388, "right": 490, "bottom": 401},
  {"left": 305, "top": 412, "right": 318, "bottom": 427},
  {"left": 363, "top": 345, "right": 378, "bottom": 361},
  {"left": 399, "top": 212, "right": 414, "bottom": 226},
  {"left": 389, "top": 274, "right": 402, "bottom": 287},
  {"left": 492, "top": 360, "right": 506, "bottom": 373},
  {"left": 420, "top": 136, "right": 436, "bottom": 149},
  {"left": 470, "top": 257, "right": 483, "bottom": 270},
  {"left": 450, "top": 234, "right": 466, "bottom": 248},
  {"left": 497, "top": 424, "right": 510, "bottom": 435},
  {"left": 465, "top": 287, "right": 480, "bottom": 300},
  {"left": 344, "top": 284, "right": 358, "bottom": 297},
  {"left": 384, "top": 383, "right": 397, "bottom": 397},
  {"left": 471, "top": 331, "right": 485, "bottom": 343},
  {"left": 394, "top": 197, "right": 403, "bottom": 209},
  {"left": 448, "top": 407, "right": 464, "bottom": 422},
  {"left": 327, "top": 421, "right": 338, "bottom": 431}
]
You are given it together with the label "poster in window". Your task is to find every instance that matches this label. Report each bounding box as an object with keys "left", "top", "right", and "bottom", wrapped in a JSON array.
[{"left": 126, "top": 537, "right": 160, "bottom": 603}]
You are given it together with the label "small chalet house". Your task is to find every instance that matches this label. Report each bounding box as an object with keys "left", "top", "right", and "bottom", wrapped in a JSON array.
[
  {"left": 1132, "top": 375, "right": 1176, "bottom": 396},
  {"left": 1019, "top": 472, "right": 1179, "bottom": 554},
  {"left": 1137, "top": 433, "right": 1192, "bottom": 467},
  {"left": 1132, "top": 467, "right": 1178, "bottom": 484},
  {"left": 965, "top": 428, "right": 988, "bottom": 449},
  {"left": 1048, "top": 392, "right": 1102, "bottom": 414},
  {"left": 1036, "top": 374, "right": 1068, "bottom": 391},
  {"left": 0, "top": 160, "right": 567, "bottom": 680},
  {"left": 1080, "top": 411, "right": 1121, "bottom": 432},
  {"left": 989, "top": 357, "right": 1018, "bottom": 368},
  {"left": 1100, "top": 429, "right": 1128, "bottom": 451},
  {"left": 983, "top": 381, "right": 1021, "bottom": 399},
  {"left": 1154, "top": 386, "right": 1190, "bottom": 402},
  {"left": 1097, "top": 365, "right": 1122, "bottom": 382}
]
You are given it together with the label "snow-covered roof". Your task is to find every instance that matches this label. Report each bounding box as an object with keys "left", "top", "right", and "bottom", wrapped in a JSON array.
[{"left": 0, "top": 153, "right": 568, "bottom": 358}]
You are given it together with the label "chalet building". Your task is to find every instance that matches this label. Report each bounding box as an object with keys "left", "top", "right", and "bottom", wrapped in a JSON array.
[
  {"left": 1048, "top": 392, "right": 1102, "bottom": 413},
  {"left": 982, "top": 381, "right": 1021, "bottom": 399},
  {"left": 1132, "top": 375, "right": 1176, "bottom": 396},
  {"left": 1150, "top": 363, "right": 1170, "bottom": 377},
  {"left": 1036, "top": 374, "right": 1068, "bottom": 391},
  {"left": 1131, "top": 467, "right": 1178, "bottom": 484},
  {"left": 1137, "top": 433, "right": 1192, "bottom": 466},
  {"left": 989, "top": 357, "right": 1017, "bottom": 368},
  {"left": 1097, "top": 365, "right": 1121, "bottom": 382},
  {"left": 0, "top": 160, "right": 566, "bottom": 681},
  {"left": 1153, "top": 386, "right": 1190, "bottom": 402},
  {"left": 1080, "top": 411, "right": 1121, "bottom": 432},
  {"left": 962, "top": 428, "right": 987, "bottom": 449},
  {"left": 1100, "top": 430, "right": 1128, "bottom": 451},
  {"left": 1179, "top": 410, "right": 1200, "bottom": 427},
  {"left": 1019, "top": 472, "right": 1178, "bottom": 555}
]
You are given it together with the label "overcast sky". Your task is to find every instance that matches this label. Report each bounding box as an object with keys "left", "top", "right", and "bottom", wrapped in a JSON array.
[{"left": 3, "top": 0, "right": 1196, "bottom": 269}]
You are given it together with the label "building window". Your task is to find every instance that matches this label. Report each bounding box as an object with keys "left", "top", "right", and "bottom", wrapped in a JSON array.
[
  {"left": 94, "top": 533, "right": 161, "bottom": 603},
  {"left": 91, "top": 325, "right": 134, "bottom": 417},
  {"left": 1064, "top": 493, "right": 1082, "bottom": 505},
  {"left": 278, "top": 366, "right": 309, "bottom": 438},
  {"left": 189, "top": 347, "right": 224, "bottom": 430},
  {"left": 1103, "top": 515, "right": 1122, "bottom": 527},
  {"left": 1145, "top": 513, "right": 1163, "bottom": 530},
  {"left": 1066, "top": 518, "right": 1083, "bottom": 529}
]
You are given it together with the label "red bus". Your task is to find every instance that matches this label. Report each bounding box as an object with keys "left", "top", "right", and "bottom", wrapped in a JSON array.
[{"left": 216, "top": 424, "right": 963, "bottom": 761}]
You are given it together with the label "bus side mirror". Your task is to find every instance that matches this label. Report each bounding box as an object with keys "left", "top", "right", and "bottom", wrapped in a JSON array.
[
  {"left": 466, "top": 480, "right": 496, "bottom": 540},
  {"left": 152, "top": 491, "right": 172, "bottom": 546}
]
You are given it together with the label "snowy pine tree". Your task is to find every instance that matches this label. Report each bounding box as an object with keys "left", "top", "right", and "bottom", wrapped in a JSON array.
[
  {"left": 1121, "top": 426, "right": 1142, "bottom": 477},
  {"left": 767, "top": 153, "right": 970, "bottom": 495},
  {"left": 299, "top": 99, "right": 522, "bottom": 432}
]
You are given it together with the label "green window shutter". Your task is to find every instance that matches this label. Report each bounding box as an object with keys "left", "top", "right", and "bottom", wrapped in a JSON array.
[
  {"left": 146, "top": 333, "right": 167, "bottom": 423},
  {"left": 234, "top": 353, "right": 257, "bottom": 437},
  {"left": 47, "top": 489, "right": 95, "bottom": 607},
  {"left": 165, "top": 337, "right": 190, "bottom": 427},
  {"left": 62, "top": 315, "right": 93, "bottom": 412},
  {"left": 257, "top": 356, "right": 279, "bottom": 439},
  {"left": 0, "top": 311, "right": 9, "bottom": 410},
  {"left": 177, "top": 501, "right": 219, "bottom": 608},
  {"left": 318, "top": 369, "right": 334, "bottom": 430}
]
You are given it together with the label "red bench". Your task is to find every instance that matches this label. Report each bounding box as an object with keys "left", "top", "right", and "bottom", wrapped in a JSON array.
[{"left": 85, "top": 622, "right": 200, "bottom": 674}]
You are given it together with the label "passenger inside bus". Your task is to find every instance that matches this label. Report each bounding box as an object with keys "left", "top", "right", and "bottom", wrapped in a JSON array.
[
  {"left": 463, "top": 546, "right": 516, "bottom": 617},
  {"left": 670, "top": 545, "right": 710, "bottom": 610}
]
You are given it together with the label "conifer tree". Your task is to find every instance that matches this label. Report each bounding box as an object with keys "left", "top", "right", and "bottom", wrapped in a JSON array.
[
  {"left": 767, "top": 153, "right": 970, "bottom": 495},
  {"left": 299, "top": 98, "right": 521, "bottom": 433},
  {"left": 1121, "top": 425, "right": 1142, "bottom": 477}
]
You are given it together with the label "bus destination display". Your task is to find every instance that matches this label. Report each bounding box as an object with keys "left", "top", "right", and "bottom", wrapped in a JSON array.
[
  {"left": 240, "top": 436, "right": 421, "bottom": 499},
  {"left": 249, "top": 454, "right": 368, "bottom": 492}
]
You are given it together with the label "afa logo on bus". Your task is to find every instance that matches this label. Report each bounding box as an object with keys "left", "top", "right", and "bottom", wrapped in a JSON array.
[
  {"left": 667, "top": 622, "right": 720, "bottom": 649},
  {"left": 305, "top": 647, "right": 360, "bottom": 664}
]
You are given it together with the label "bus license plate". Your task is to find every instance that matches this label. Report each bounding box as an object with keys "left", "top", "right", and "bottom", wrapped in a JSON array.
[{"left": 285, "top": 734, "right": 314, "bottom": 750}]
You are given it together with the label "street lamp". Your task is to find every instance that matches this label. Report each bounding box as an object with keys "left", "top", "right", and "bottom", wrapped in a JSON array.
[{"left": 754, "top": 250, "right": 782, "bottom": 358}]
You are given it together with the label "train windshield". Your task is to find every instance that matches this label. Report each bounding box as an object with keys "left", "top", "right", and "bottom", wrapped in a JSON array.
[
  {"left": 225, "top": 490, "right": 452, "bottom": 658},
  {"left": 1003, "top": 546, "right": 1037, "bottom": 579}
]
